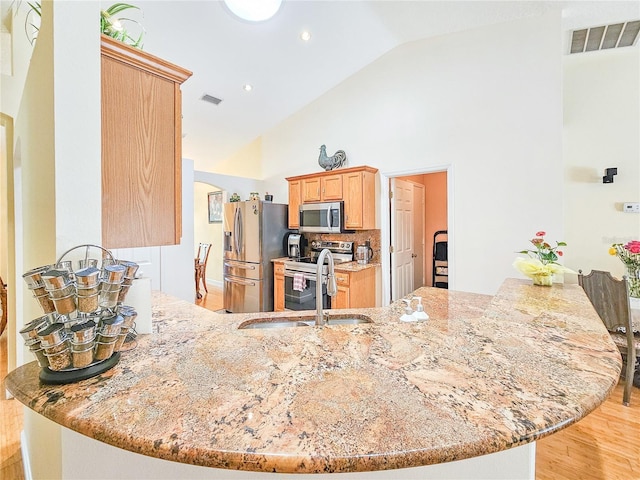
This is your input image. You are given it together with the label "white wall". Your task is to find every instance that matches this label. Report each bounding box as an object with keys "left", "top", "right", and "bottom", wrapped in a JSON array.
[
  {"left": 260, "top": 12, "right": 564, "bottom": 295},
  {"left": 194, "top": 182, "right": 224, "bottom": 286},
  {"left": 563, "top": 48, "right": 640, "bottom": 280}
]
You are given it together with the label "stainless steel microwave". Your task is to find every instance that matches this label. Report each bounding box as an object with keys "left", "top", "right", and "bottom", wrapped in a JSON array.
[{"left": 299, "top": 201, "right": 346, "bottom": 233}]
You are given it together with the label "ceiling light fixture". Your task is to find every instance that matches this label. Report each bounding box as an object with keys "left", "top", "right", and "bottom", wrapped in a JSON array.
[
  {"left": 300, "top": 30, "right": 311, "bottom": 42},
  {"left": 223, "top": 0, "right": 282, "bottom": 22},
  {"left": 243, "top": 84, "right": 253, "bottom": 92}
]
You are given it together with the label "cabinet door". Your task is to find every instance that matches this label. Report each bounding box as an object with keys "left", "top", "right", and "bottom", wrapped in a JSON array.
[
  {"left": 101, "top": 36, "right": 191, "bottom": 248},
  {"left": 332, "top": 272, "right": 350, "bottom": 309},
  {"left": 302, "top": 177, "right": 321, "bottom": 202},
  {"left": 333, "top": 285, "right": 350, "bottom": 309},
  {"left": 274, "top": 263, "right": 285, "bottom": 311},
  {"left": 344, "top": 170, "right": 376, "bottom": 230},
  {"left": 321, "top": 174, "right": 343, "bottom": 200},
  {"left": 288, "top": 180, "right": 301, "bottom": 229},
  {"left": 344, "top": 172, "right": 364, "bottom": 229}
]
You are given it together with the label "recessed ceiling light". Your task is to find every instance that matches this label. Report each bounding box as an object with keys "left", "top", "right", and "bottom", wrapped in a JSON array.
[
  {"left": 224, "top": 0, "right": 282, "bottom": 22},
  {"left": 243, "top": 84, "right": 253, "bottom": 92},
  {"left": 300, "top": 30, "right": 311, "bottom": 42}
]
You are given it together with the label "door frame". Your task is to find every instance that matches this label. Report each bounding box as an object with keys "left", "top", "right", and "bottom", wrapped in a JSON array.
[{"left": 380, "top": 164, "right": 454, "bottom": 306}]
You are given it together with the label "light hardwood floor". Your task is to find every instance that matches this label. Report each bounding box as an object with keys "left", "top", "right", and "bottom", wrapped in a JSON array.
[{"left": 2, "top": 286, "right": 638, "bottom": 480}]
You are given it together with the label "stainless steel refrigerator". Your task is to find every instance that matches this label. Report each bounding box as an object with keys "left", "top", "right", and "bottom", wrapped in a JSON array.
[{"left": 223, "top": 200, "right": 289, "bottom": 313}]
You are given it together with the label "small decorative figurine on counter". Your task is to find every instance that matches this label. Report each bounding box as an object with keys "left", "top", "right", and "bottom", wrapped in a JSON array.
[{"left": 229, "top": 193, "right": 241, "bottom": 202}]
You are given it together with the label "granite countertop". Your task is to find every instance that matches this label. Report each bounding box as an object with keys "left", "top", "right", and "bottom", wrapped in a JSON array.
[
  {"left": 4, "top": 279, "right": 621, "bottom": 474},
  {"left": 272, "top": 257, "right": 379, "bottom": 272}
]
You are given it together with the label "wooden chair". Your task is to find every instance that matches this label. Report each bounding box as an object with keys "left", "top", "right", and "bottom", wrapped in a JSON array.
[
  {"left": 195, "top": 243, "right": 212, "bottom": 299},
  {"left": 578, "top": 269, "right": 639, "bottom": 406}
]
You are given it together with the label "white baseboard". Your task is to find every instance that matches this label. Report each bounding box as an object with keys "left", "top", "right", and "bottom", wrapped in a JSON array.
[
  {"left": 206, "top": 278, "right": 223, "bottom": 289},
  {"left": 20, "top": 430, "right": 33, "bottom": 480}
]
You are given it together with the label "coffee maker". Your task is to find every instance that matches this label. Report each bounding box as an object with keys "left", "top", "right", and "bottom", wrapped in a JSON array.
[
  {"left": 355, "top": 241, "right": 373, "bottom": 265},
  {"left": 285, "top": 233, "right": 305, "bottom": 259}
]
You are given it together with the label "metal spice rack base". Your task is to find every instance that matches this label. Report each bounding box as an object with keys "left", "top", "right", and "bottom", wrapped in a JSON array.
[{"left": 39, "top": 352, "right": 121, "bottom": 385}]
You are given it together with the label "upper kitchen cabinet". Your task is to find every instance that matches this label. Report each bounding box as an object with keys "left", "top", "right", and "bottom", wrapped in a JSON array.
[
  {"left": 302, "top": 173, "right": 343, "bottom": 203},
  {"left": 101, "top": 34, "right": 192, "bottom": 248},
  {"left": 288, "top": 180, "right": 302, "bottom": 229},
  {"left": 343, "top": 168, "right": 376, "bottom": 230},
  {"left": 286, "top": 165, "right": 378, "bottom": 230}
]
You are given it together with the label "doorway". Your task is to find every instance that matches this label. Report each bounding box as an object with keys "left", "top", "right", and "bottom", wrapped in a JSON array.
[{"left": 383, "top": 167, "right": 450, "bottom": 304}]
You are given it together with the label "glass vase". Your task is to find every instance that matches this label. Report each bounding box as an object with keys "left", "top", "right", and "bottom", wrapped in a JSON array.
[{"left": 626, "top": 265, "right": 640, "bottom": 298}]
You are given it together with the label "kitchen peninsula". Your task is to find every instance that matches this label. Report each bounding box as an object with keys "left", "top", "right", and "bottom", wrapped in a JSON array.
[{"left": 4, "top": 279, "right": 621, "bottom": 479}]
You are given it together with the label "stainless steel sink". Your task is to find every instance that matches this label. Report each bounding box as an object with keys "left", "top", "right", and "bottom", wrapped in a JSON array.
[
  {"left": 238, "top": 314, "right": 372, "bottom": 329},
  {"left": 239, "top": 321, "right": 311, "bottom": 329},
  {"left": 325, "top": 316, "right": 372, "bottom": 326}
]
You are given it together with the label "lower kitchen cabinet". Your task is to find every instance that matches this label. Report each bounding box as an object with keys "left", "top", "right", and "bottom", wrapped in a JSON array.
[
  {"left": 274, "top": 262, "right": 285, "bottom": 312},
  {"left": 273, "top": 263, "right": 377, "bottom": 312},
  {"left": 332, "top": 268, "right": 375, "bottom": 309}
]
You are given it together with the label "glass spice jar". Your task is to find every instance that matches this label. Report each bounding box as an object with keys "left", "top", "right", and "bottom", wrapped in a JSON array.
[
  {"left": 113, "top": 327, "right": 130, "bottom": 352},
  {"left": 71, "top": 344, "right": 94, "bottom": 368},
  {"left": 51, "top": 293, "right": 76, "bottom": 315},
  {"left": 77, "top": 293, "right": 99, "bottom": 313},
  {"left": 94, "top": 336, "right": 117, "bottom": 360},
  {"left": 33, "top": 292, "right": 56, "bottom": 314},
  {"left": 38, "top": 323, "right": 67, "bottom": 348},
  {"left": 44, "top": 348, "right": 72, "bottom": 371},
  {"left": 29, "top": 342, "right": 49, "bottom": 368},
  {"left": 70, "top": 320, "right": 97, "bottom": 343}
]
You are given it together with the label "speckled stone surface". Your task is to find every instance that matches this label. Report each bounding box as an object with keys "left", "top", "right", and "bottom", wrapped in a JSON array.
[
  {"left": 4, "top": 279, "right": 621, "bottom": 474},
  {"left": 272, "top": 257, "right": 379, "bottom": 273}
]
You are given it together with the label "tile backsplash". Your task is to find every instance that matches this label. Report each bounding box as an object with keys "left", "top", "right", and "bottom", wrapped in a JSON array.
[{"left": 303, "top": 230, "right": 381, "bottom": 263}]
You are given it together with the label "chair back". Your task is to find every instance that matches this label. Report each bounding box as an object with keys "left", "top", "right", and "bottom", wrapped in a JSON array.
[
  {"left": 578, "top": 270, "right": 632, "bottom": 333},
  {"left": 196, "top": 243, "right": 212, "bottom": 266}
]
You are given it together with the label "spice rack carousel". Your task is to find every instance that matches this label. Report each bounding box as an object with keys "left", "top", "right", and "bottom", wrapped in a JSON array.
[{"left": 20, "top": 244, "right": 139, "bottom": 384}]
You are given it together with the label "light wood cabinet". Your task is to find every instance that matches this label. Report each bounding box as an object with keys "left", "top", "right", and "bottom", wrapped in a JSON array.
[
  {"left": 333, "top": 272, "right": 350, "bottom": 309},
  {"left": 274, "top": 262, "right": 285, "bottom": 312},
  {"left": 331, "top": 268, "right": 376, "bottom": 309},
  {"left": 101, "top": 35, "right": 192, "bottom": 248},
  {"left": 344, "top": 170, "right": 376, "bottom": 230},
  {"left": 286, "top": 166, "right": 377, "bottom": 231},
  {"left": 302, "top": 173, "right": 343, "bottom": 203},
  {"left": 288, "top": 180, "right": 301, "bottom": 229}
]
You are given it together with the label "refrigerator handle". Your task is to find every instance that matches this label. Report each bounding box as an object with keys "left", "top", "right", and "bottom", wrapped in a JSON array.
[
  {"left": 234, "top": 206, "right": 240, "bottom": 255},
  {"left": 224, "top": 275, "right": 256, "bottom": 287},
  {"left": 236, "top": 206, "right": 243, "bottom": 255}
]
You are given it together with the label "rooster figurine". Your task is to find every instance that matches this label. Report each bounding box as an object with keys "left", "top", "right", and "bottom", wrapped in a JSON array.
[{"left": 318, "top": 145, "right": 347, "bottom": 171}]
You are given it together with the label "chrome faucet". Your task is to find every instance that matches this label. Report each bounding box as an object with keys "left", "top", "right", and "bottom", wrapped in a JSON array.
[{"left": 316, "top": 248, "right": 337, "bottom": 325}]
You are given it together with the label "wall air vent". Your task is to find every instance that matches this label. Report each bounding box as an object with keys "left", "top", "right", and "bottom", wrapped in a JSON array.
[
  {"left": 201, "top": 94, "right": 223, "bottom": 105},
  {"left": 570, "top": 20, "right": 640, "bottom": 54}
]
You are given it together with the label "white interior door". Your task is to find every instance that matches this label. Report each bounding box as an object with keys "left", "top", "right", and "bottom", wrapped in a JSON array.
[
  {"left": 390, "top": 178, "right": 414, "bottom": 301},
  {"left": 412, "top": 183, "right": 425, "bottom": 288}
]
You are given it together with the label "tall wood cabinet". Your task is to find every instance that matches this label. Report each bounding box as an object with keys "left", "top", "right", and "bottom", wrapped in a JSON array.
[
  {"left": 286, "top": 166, "right": 378, "bottom": 230},
  {"left": 101, "top": 35, "right": 192, "bottom": 248}
]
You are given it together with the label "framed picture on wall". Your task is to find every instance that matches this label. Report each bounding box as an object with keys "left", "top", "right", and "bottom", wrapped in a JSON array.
[{"left": 208, "top": 191, "right": 223, "bottom": 223}]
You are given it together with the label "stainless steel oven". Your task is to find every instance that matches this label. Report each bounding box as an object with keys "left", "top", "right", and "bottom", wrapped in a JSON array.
[
  {"left": 282, "top": 240, "right": 353, "bottom": 311},
  {"left": 283, "top": 266, "right": 330, "bottom": 311}
]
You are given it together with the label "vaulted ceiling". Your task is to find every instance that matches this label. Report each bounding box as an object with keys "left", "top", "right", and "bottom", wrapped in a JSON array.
[{"left": 135, "top": 1, "right": 639, "bottom": 172}]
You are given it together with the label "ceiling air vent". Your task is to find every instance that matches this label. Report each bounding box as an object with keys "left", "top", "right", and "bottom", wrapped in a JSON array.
[
  {"left": 201, "top": 94, "right": 223, "bottom": 105},
  {"left": 570, "top": 20, "right": 640, "bottom": 54}
]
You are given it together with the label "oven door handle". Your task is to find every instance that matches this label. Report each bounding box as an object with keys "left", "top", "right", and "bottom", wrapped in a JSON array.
[{"left": 284, "top": 271, "right": 322, "bottom": 283}]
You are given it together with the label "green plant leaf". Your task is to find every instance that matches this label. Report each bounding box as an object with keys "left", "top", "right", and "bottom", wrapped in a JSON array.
[{"left": 104, "top": 3, "right": 140, "bottom": 16}]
